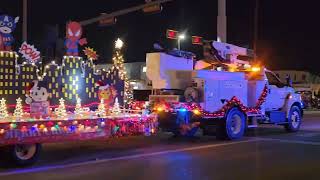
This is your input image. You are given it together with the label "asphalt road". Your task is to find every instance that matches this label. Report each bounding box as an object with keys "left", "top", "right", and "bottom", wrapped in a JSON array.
[{"left": 1, "top": 112, "right": 320, "bottom": 180}]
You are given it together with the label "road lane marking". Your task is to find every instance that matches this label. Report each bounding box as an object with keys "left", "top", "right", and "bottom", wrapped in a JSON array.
[
  {"left": 296, "top": 132, "right": 320, "bottom": 137},
  {"left": 258, "top": 137, "right": 320, "bottom": 146},
  {"left": 0, "top": 139, "right": 259, "bottom": 176}
]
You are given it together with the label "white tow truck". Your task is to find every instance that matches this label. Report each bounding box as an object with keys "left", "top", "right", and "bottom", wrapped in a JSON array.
[{"left": 146, "top": 41, "right": 303, "bottom": 140}]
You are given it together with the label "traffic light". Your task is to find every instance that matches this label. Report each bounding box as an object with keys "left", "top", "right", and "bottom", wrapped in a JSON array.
[
  {"left": 192, "top": 36, "right": 203, "bottom": 45},
  {"left": 99, "top": 14, "right": 117, "bottom": 27},
  {"left": 143, "top": 0, "right": 163, "bottom": 14},
  {"left": 166, "top": 29, "right": 179, "bottom": 39}
]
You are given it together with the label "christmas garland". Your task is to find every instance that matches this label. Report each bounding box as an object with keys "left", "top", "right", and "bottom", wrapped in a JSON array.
[
  {"left": 194, "top": 85, "right": 268, "bottom": 118},
  {"left": 132, "top": 85, "right": 269, "bottom": 119}
]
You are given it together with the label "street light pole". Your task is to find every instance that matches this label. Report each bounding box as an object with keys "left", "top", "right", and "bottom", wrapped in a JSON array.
[
  {"left": 23, "top": 0, "right": 27, "bottom": 42},
  {"left": 178, "top": 39, "right": 181, "bottom": 50},
  {"left": 177, "top": 34, "right": 185, "bottom": 50},
  {"left": 217, "top": 0, "right": 227, "bottom": 42}
]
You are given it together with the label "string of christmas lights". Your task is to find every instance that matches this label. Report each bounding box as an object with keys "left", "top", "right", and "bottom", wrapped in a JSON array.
[
  {"left": 13, "top": 98, "right": 24, "bottom": 118},
  {"left": 74, "top": 97, "right": 84, "bottom": 116},
  {"left": 96, "top": 99, "right": 107, "bottom": 117},
  {"left": 112, "top": 39, "right": 133, "bottom": 106},
  {"left": 0, "top": 98, "right": 9, "bottom": 118},
  {"left": 0, "top": 115, "right": 157, "bottom": 145},
  {"left": 151, "top": 85, "right": 269, "bottom": 118},
  {"left": 55, "top": 98, "right": 67, "bottom": 118}
]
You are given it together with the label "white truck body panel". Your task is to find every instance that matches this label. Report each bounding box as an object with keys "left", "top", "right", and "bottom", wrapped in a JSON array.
[
  {"left": 194, "top": 70, "right": 245, "bottom": 81},
  {"left": 192, "top": 70, "right": 248, "bottom": 112}
]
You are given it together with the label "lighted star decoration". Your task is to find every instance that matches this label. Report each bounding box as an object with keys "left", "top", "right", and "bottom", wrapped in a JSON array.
[
  {"left": 83, "top": 47, "right": 99, "bottom": 60},
  {"left": 115, "top": 38, "right": 124, "bottom": 49}
]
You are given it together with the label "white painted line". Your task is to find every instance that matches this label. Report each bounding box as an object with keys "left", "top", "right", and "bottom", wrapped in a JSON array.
[
  {"left": 296, "top": 132, "right": 320, "bottom": 137},
  {"left": 0, "top": 139, "right": 258, "bottom": 176},
  {"left": 304, "top": 111, "right": 320, "bottom": 115},
  {"left": 258, "top": 137, "right": 320, "bottom": 146}
]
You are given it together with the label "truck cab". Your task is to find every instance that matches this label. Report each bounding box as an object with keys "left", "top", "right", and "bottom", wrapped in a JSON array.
[
  {"left": 264, "top": 70, "right": 301, "bottom": 110},
  {"left": 263, "top": 69, "right": 303, "bottom": 129}
]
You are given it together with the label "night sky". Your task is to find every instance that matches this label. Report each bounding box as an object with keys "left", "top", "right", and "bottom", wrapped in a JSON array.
[{"left": 1, "top": 0, "right": 319, "bottom": 73}]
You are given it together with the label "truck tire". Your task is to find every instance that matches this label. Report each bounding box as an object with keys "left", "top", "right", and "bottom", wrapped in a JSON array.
[
  {"left": 216, "top": 108, "right": 246, "bottom": 140},
  {"left": 3, "top": 143, "right": 42, "bottom": 167},
  {"left": 285, "top": 106, "right": 302, "bottom": 132}
]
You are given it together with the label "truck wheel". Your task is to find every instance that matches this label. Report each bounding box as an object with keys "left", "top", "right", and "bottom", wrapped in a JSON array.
[
  {"left": 4, "top": 144, "right": 42, "bottom": 166},
  {"left": 217, "top": 108, "right": 246, "bottom": 140},
  {"left": 285, "top": 106, "right": 302, "bottom": 132}
]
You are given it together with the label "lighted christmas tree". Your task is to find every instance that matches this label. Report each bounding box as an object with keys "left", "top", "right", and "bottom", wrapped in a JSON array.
[
  {"left": 0, "top": 98, "right": 9, "bottom": 118},
  {"left": 13, "top": 98, "right": 24, "bottom": 118},
  {"left": 96, "top": 99, "right": 106, "bottom": 117},
  {"left": 111, "top": 98, "right": 121, "bottom": 116},
  {"left": 55, "top": 98, "right": 67, "bottom": 117},
  {"left": 74, "top": 97, "right": 84, "bottom": 116},
  {"left": 112, "top": 38, "right": 133, "bottom": 106}
]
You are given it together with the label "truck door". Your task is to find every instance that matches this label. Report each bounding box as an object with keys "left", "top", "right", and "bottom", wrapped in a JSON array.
[
  {"left": 204, "top": 80, "right": 220, "bottom": 112},
  {"left": 265, "top": 71, "right": 289, "bottom": 111}
]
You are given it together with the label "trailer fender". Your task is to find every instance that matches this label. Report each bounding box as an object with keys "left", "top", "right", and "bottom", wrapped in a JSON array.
[{"left": 224, "top": 105, "right": 248, "bottom": 120}]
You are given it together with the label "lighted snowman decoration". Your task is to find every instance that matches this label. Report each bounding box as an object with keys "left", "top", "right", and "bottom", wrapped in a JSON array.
[{"left": 25, "top": 80, "right": 50, "bottom": 119}]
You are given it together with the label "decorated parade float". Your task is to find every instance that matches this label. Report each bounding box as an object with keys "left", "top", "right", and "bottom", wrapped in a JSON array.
[{"left": 0, "top": 15, "right": 157, "bottom": 166}]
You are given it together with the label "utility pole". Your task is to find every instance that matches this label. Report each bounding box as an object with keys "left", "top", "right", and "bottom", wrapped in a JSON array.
[
  {"left": 253, "top": 0, "right": 259, "bottom": 60},
  {"left": 23, "top": 0, "right": 27, "bottom": 42},
  {"left": 217, "top": 0, "right": 227, "bottom": 42}
]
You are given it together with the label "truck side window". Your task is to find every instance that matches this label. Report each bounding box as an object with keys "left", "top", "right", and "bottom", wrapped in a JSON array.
[{"left": 266, "top": 72, "right": 285, "bottom": 88}]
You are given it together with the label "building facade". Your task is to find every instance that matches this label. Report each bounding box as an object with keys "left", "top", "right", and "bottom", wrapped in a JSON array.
[{"left": 274, "top": 70, "right": 320, "bottom": 95}]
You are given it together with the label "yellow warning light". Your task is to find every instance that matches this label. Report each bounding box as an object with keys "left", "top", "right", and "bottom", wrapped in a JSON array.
[
  {"left": 251, "top": 67, "right": 261, "bottom": 72},
  {"left": 157, "top": 107, "right": 164, "bottom": 112},
  {"left": 193, "top": 109, "right": 201, "bottom": 115}
]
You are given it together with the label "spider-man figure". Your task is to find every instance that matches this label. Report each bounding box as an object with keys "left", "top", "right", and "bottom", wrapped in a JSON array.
[{"left": 65, "top": 21, "right": 87, "bottom": 56}]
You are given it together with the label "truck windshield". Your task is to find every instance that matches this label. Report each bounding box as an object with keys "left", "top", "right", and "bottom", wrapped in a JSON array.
[{"left": 266, "top": 71, "right": 286, "bottom": 87}]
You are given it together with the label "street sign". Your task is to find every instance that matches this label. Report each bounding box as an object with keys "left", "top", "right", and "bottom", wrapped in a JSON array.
[
  {"left": 166, "top": 29, "right": 179, "bottom": 39},
  {"left": 192, "top": 36, "right": 203, "bottom": 45}
]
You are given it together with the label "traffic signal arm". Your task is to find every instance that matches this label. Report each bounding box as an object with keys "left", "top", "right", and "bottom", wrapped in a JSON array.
[{"left": 80, "top": 0, "right": 175, "bottom": 26}]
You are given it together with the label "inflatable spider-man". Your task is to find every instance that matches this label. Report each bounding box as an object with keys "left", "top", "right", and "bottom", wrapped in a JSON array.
[
  {"left": 0, "top": 15, "right": 19, "bottom": 51},
  {"left": 65, "top": 21, "right": 87, "bottom": 56}
]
